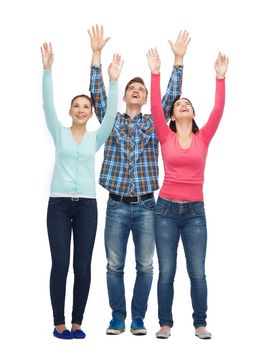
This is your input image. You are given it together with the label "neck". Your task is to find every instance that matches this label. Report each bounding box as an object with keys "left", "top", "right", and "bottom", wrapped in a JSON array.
[
  {"left": 125, "top": 105, "right": 142, "bottom": 118},
  {"left": 175, "top": 120, "right": 192, "bottom": 137},
  {"left": 71, "top": 124, "right": 86, "bottom": 134}
]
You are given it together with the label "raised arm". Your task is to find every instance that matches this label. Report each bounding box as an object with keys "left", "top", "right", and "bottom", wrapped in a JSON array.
[
  {"left": 147, "top": 48, "right": 169, "bottom": 143},
  {"left": 96, "top": 54, "right": 123, "bottom": 150},
  {"left": 162, "top": 30, "right": 191, "bottom": 120},
  {"left": 88, "top": 24, "right": 110, "bottom": 122},
  {"left": 41, "top": 42, "right": 62, "bottom": 142},
  {"left": 201, "top": 52, "right": 229, "bottom": 144}
]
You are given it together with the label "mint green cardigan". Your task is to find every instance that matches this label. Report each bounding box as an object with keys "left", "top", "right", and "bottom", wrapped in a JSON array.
[{"left": 42, "top": 70, "right": 118, "bottom": 197}]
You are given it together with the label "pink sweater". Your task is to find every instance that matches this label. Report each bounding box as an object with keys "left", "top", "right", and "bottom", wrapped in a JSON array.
[{"left": 151, "top": 73, "right": 225, "bottom": 201}]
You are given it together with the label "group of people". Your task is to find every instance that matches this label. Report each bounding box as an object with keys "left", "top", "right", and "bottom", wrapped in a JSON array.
[{"left": 41, "top": 24, "right": 228, "bottom": 340}]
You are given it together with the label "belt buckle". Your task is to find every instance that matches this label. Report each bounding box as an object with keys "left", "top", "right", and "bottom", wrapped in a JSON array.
[
  {"left": 71, "top": 197, "right": 79, "bottom": 201},
  {"left": 130, "top": 196, "right": 140, "bottom": 204}
]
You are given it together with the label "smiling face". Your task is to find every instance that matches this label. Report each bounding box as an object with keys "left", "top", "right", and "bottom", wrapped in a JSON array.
[
  {"left": 123, "top": 78, "right": 148, "bottom": 107},
  {"left": 171, "top": 98, "right": 195, "bottom": 122},
  {"left": 69, "top": 96, "right": 93, "bottom": 126}
]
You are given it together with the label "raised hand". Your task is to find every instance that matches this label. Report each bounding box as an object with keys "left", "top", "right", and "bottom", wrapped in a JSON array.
[
  {"left": 168, "top": 30, "right": 191, "bottom": 60},
  {"left": 147, "top": 48, "right": 161, "bottom": 74},
  {"left": 41, "top": 42, "right": 54, "bottom": 69},
  {"left": 88, "top": 24, "right": 110, "bottom": 52},
  {"left": 108, "top": 54, "right": 124, "bottom": 81},
  {"left": 214, "top": 52, "right": 229, "bottom": 78}
]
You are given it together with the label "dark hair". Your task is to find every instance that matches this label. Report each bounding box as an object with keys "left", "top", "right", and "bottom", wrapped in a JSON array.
[
  {"left": 70, "top": 94, "right": 93, "bottom": 110},
  {"left": 124, "top": 77, "right": 148, "bottom": 97},
  {"left": 169, "top": 96, "right": 199, "bottom": 134}
]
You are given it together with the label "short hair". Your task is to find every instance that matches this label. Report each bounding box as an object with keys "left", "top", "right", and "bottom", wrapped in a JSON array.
[
  {"left": 70, "top": 94, "right": 93, "bottom": 110},
  {"left": 169, "top": 96, "right": 199, "bottom": 134},
  {"left": 124, "top": 77, "right": 148, "bottom": 97}
]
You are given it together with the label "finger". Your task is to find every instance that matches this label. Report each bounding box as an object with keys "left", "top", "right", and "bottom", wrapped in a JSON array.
[
  {"left": 168, "top": 40, "right": 173, "bottom": 49},
  {"left": 176, "top": 30, "right": 182, "bottom": 41},
  {"left": 104, "top": 36, "right": 111, "bottom": 44},
  {"left": 92, "top": 25, "right": 96, "bottom": 38}
]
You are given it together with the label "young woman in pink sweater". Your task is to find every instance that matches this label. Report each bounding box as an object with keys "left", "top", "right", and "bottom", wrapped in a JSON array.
[{"left": 147, "top": 45, "right": 228, "bottom": 339}]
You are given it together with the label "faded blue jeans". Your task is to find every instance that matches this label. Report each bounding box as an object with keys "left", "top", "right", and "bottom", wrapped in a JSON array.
[
  {"left": 154, "top": 197, "right": 208, "bottom": 328},
  {"left": 104, "top": 196, "right": 155, "bottom": 320}
]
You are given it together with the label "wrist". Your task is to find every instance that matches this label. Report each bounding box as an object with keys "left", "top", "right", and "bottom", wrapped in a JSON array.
[
  {"left": 91, "top": 51, "right": 101, "bottom": 66},
  {"left": 174, "top": 56, "right": 183, "bottom": 66},
  {"left": 216, "top": 74, "right": 225, "bottom": 79}
]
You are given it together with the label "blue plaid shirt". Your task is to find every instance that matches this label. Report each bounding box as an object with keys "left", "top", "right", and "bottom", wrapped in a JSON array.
[{"left": 89, "top": 65, "right": 183, "bottom": 196}]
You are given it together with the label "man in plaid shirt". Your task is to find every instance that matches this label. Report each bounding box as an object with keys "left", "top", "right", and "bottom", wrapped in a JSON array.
[{"left": 88, "top": 25, "right": 188, "bottom": 335}]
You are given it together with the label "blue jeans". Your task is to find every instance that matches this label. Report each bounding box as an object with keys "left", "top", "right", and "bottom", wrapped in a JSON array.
[
  {"left": 47, "top": 197, "right": 97, "bottom": 325},
  {"left": 105, "top": 196, "right": 155, "bottom": 320},
  {"left": 154, "top": 197, "right": 208, "bottom": 328}
]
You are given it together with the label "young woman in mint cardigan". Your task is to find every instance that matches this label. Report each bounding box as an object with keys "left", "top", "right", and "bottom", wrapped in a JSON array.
[{"left": 41, "top": 42, "right": 123, "bottom": 339}]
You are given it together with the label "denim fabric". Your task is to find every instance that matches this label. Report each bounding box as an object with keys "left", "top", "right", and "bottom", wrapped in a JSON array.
[
  {"left": 154, "top": 197, "right": 208, "bottom": 328},
  {"left": 47, "top": 197, "right": 97, "bottom": 325},
  {"left": 104, "top": 196, "right": 155, "bottom": 320}
]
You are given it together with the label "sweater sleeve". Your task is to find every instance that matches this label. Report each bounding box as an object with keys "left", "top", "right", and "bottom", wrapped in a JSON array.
[
  {"left": 201, "top": 78, "right": 225, "bottom": 145},
  {"left": 151, "top": 73, "right": 170, "bottom": 143},
  {"left": 95, "top": 81, "right": 118, "bottom": 150},
  {"left": 42, "top": 70, "right": 62, "bottom": 143}
]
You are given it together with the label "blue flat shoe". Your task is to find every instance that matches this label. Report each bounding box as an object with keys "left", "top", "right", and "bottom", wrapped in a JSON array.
[
  {"left": 71, "top": 329, "right": 86, "bottom": 339},
  {"left": 53, "top": 328, "right": 73, "bottom": 339}
]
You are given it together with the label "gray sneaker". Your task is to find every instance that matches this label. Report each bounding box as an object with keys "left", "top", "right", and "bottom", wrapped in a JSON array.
[
  {"left": 155, "top": 328, "right": 171, "bottom": 339},
  {"left": 195, "top": 330, "right": 212, "bottom": 339}
]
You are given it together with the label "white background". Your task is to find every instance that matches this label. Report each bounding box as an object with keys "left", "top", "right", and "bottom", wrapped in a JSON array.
[{"left": 1, "top": 0, "right": 262, "bottom": 349}]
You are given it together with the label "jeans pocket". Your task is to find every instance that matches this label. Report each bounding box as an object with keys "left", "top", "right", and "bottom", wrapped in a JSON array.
[
  {"left": 48, "top": 197, "right": 64, "bottom": 205},
  {"left": 191, "top": 202, "right": 205, "bottom": 217},
  {"left": 107, "top": 197, "right": 120, "bottom": 209},
  {"left": 82, "top": 198, "right": 97, "bottom": 208},
  {"left": 142, "top": 197, "right": 155, "bottom": 210}
]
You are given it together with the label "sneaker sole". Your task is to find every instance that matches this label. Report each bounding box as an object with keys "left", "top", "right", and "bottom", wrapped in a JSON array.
[
  {"left": 130, "top": 329, "right": 147, "bottom": 335},
  {"left": 106, "top": 328, "right": 125, "bottom": 335}
]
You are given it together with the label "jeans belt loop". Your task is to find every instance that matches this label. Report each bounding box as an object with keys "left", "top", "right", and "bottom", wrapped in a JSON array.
[{"left": 71, "top": 197, "right": 79, "bottom": 201}]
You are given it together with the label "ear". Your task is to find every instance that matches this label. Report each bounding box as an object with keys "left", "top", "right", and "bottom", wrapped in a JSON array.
[
  {"left": 171, "top": 114, "right": 176, "bottom": 121},
  {"left": 122, "top": 95, "right": 126, "bottom": 103},
  {"left": 69, "top": 109, "right": 73, "bottom": 118}
]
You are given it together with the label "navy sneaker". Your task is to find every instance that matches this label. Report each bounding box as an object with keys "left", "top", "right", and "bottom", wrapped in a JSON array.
[
  {"left": 106, "top": 318, "right": 125, "bottom": 335},
  {"left": 130, "top": 317, "right": 147, "bottom": 335},
  {"left": 53, "top": 328, "right": 73, "bottom": 339}
]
